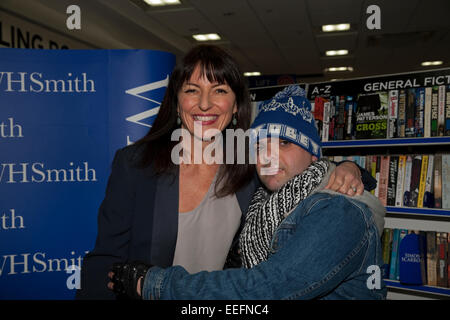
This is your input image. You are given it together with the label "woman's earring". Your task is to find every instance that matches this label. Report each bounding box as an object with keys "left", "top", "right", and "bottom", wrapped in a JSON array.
[
  {"left": 177, "top": 115, "right": 181, "bottom": 125},
  {"left": 232, "top": 114, "right": 237, "bottom": 126}
]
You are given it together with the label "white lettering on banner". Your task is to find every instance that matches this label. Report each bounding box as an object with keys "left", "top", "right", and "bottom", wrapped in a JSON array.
[
  {"left": 363, "top": 76, "right": 450, "bottom": 92},
  {"left": 0, "top": 162, "right": 97, "bottom": 183},
  {"left": 124, "top": 76, "right": 170, "bottom": 144},
  {"left": 0, "top": 209, "right": 25, "bottom": 231},
  {"left": 0, "top": 72, "right": 95, "bottom": 93},
  {"left": 0, "top": 251, "right": 88, "bottom": 276},
  {"left": 0, "top": 118, "right": 23, "bottom": 138}
]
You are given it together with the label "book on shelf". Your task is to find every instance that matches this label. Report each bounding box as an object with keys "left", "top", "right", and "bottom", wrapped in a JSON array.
[
  {"left": 387, "top": 156, "right": 398, "bottom": 206},
  {"left": 442, "top": 154, "right": 450, "bottom": 209},
  {"left": 408, "top": 155, "right": 422, "bottom": 207},
  {"left": 395, "top": 155, "right": 407, "bottom": 207},
  {"left": 415, "top": 88, "right": 425, "bottom": 137},
  {"left": 378, "top": 155, "right": 390, "bottom": 206},
  {"left": 403, "top": 156, "right": 413, "bottom": 207},
  {"left": 355, "top": 93, "right": 388, "bottom": 139},
  {"left": 417, "top": 155, "right": 428, "bottom": 208},
  {"left": 434, "top": 154, "right": 442, "bottom": 209},
  {"left": 431, "top": 86, "right": 439, "bottom": 137},
  {"left": 383, "top": 228, "right": 450, "bottom": 288},
  {"left": 323, "top": 99, "right": 331, "bottom": 142},
  {"left": 398, "top": 90, "right": 407, "bottom": 138},
  {"left": 388, "top": 90, "right": 398, "bottom": 139},
  {"left": 405, "top": 89, "right": 416, "bottom": 137},
  {"left": 437, "top": 232, "right": 449, "bottom": 287},
  {"left": 424, "top": 87, "right": 432, "bottom": 138},
  {"left": 448, "top": 233, "right": 450, "bottom": 288},
  {"left": 389, "top": 229, "right": 401, "bottom": 280},
  {"left": 345, "top": 96, "right": 356, "bottom": 140},
  {"left": 399, "top": 231, "right": 426, "bottom": 285},
  {"left": 426, "top": 231, "right": 437, "bottom": 286},
  {"left": 438, "top": 85, "right": 446, "bottom": 136},
  {"left": 446, "top": 85, "right": 450, "bottom": 136},
  {"left": 336, "top": 95, "right": 346, "bottom": 140},
  {"left": 382, "top": 229, "right": 392, "bottom": 278},
  {"left": 423, "top": 154, "right": 435, "bottom": 208}
]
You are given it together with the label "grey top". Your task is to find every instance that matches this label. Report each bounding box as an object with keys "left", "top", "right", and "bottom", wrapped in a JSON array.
[{"left": 172, "top": 174, "right": 242, "bottom": 274}]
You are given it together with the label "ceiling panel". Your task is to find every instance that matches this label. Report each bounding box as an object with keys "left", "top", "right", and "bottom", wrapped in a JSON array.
[{"left": 0, "top": 0, "right": 447, "bottom": 81}]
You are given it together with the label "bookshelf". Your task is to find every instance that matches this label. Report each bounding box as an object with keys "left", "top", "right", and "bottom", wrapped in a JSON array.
[
  {"left": 384, "top": 280, "right": 450, "bottom": 300},
  {"left": 322, "top": 136, "right": 450, "bottom": 148},
  {"left": 323, "top": 138, "right": 450, "bottom": 299}
]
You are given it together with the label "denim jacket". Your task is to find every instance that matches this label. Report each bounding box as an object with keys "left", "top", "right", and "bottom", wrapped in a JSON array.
[{"left": 142, "top": 187, "right": 387, "bottom": 300}]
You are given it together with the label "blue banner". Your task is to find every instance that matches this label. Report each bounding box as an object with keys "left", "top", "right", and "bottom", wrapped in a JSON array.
[{"left": 0, "top": 48, "right": 175, "bottom": 299}]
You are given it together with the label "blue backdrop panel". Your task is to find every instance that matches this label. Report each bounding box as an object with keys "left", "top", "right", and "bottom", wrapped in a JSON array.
[{"left": 0, "top": 48, "right": 175, "bottom": 299}]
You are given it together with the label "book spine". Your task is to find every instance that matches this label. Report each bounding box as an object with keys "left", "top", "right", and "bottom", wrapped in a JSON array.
[
  {"left": 346, "top": 97, "right": 356, "bottom": 140},
  {"left": 405, "top": 88, "right": 416, "bottom": 137},
  {"left": 424, "top": 87, "right": 432, "bottom": 137},
  {"left": 389, "top": 229, "right": 400, "bottom": 280},
  {"left": 437, "top": 232, "right": 448, "bottom": 287},
  {"left": 427, "top": 231, "right": 437, "bottom": 286},
  {"left": 381, "top": 228, "right": 392, "bottom": 279},
  {"left": 415, "top": 87, "right": 425, "bottom": 137},
  {"left": 395, "top": 155, "right": 406, "bottom": 207},
  {"left": 431, "top": 86, "right": 439, "bottom": 136},
  {"left": 322, "top": 100, "right": 330, "bottom": 142},
  {"left": 434, "top": 154, "right": 442, "bottom": 208},
  {"left": 424, "top": 154, "right": 434, "bottom": 208},
  {"left": 375, "top": 156, "right": 381, "bottom": 198},
  {"left": 337, "top": 95, "right": 346, "bottom": 140},
  {"left": 448, "top": 233, "right": 450, "bottom": 288},
  {"left": 409, "top": 155, "right": 422, "bottom": 207},
  {"left": 403, "top": 156, "right": 413, "bottom": 207},
  {"left": 446, "top": 85, "right": 450, "bottom": 136},
  {"left": 387, "top": 156, "right": 398, "bottom": 206},
  {"left": 419, "top": 231, "right": 428, "bottom": 285},
  {"left": 438, "top": 85, "right": 445, "bottom": 136},
  {"left": 378, "top": 155, "right": 390, "bottom": 206},
  {"left": 417, "top": 155, "right": 428, "bottom": 208},
  {"left": 398, "top": 90, "right": 406, "bottom": 137},
  {"left": 442, "top": 154, "right": 450, "bottom": 209},
  {"left": 388, "top": 90, "right": 398, "bottom": 138},
  {"left": 397, "top": 229, "right": 408, "bottom": 280}
]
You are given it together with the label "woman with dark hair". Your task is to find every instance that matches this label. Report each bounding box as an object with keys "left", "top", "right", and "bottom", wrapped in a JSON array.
[{"left": 76, "top": 45, "right": 372, "bottom": 299}]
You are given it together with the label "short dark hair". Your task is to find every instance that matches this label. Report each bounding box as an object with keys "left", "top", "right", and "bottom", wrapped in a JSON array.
[{"left": 134, "top": 45, "right": 253, "bottom": 197}]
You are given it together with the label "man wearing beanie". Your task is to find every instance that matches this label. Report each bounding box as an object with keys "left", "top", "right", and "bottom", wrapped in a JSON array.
[{"left": 109, "top": 85, "right": 387, "bottom": 300}]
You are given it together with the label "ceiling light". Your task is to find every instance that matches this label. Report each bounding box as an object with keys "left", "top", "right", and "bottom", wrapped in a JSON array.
[
  {"left": 244, "top": 72, "right": 261, "bottom": 76},
  {"left": 143, "top": 0, "right": 181, "bottom": 6},
  {"left": 421, "top": 61, "right": 443, "bottom": 66},
  {"left": 326, "top": 49, "right": 349, "bottom": 56},
  {"left": 322, "top": 23, "right": 351, "bottom": 32},
  {"left": 325, "top": 66, "right": 354, "bottom": 72},
  {"left": 192, "top": 33, "right": 221, "bottom": 41}
]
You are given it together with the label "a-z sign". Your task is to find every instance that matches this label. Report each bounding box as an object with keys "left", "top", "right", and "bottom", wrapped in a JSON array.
[{"left": 307, "top": 69, "right": 450, "bottom": 100}]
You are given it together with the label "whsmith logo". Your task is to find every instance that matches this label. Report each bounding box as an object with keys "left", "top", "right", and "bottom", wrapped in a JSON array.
[
  {"left": 125, "top": 75, "right": 169, "bottom": 128},
  {"left": 0, "top": 72, "right": 95, "bottom": 93},
  {"left": 124, "top": 75, "right": 169, "bottom": 145}
]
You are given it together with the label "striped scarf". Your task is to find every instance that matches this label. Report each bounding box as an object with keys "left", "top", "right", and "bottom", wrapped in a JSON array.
[{"left": 239, "top": 159, "right": 329, "bottom": 268}]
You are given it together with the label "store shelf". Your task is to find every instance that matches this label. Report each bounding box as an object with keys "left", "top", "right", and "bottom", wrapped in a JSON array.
[
  {"left": 384, "top": 279, "right": 450, "bottom": 299},
  {"left": 386, "top": 206, "right": 450, "bottom": 218},
  {"left": 322, "top": 137, "right": 450, "bottom": 148}
]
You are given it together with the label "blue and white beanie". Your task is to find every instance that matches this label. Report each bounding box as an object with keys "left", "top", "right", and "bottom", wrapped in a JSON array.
[{"left": 251, "top": 85, "right": 321, "bottom": 157}]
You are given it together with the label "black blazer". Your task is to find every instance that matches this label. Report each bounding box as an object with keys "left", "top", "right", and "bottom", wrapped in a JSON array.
[{"left": 76, "top": 144, "right": 259, "bottom": 300}]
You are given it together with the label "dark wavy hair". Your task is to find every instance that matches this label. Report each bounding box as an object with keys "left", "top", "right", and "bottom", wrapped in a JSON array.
[{"left": 134, "top": 45, "right": 254, "bottom": 197}]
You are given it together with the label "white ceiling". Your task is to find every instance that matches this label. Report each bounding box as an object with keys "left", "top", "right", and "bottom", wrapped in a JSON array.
[{"left": 1, "top": 0, "right": 449, "bottom": 84}]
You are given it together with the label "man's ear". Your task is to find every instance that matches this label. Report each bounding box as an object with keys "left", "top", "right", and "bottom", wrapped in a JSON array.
[{"left": 311, "top": 155, "right": 318, "bottom": 162}]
